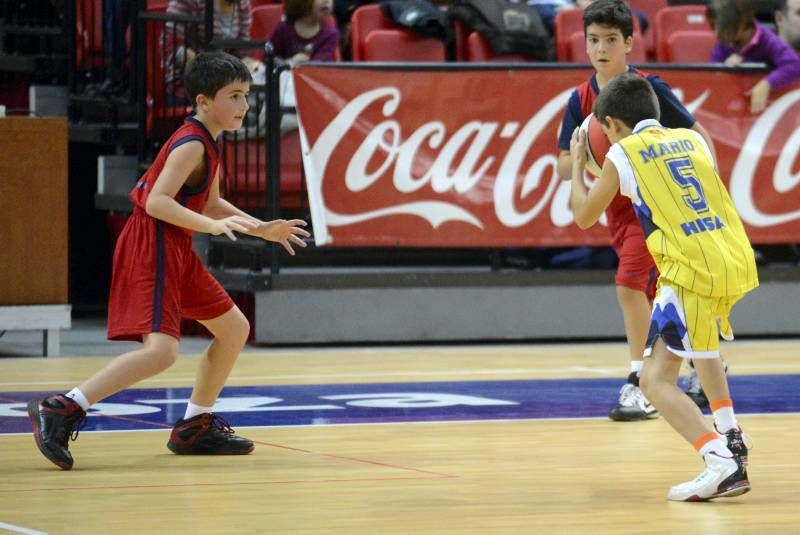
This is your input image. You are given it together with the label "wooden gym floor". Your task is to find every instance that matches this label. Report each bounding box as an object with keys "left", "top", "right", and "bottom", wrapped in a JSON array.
[{"left": 1, "top": 338, "right": 799, "bottom": 534}]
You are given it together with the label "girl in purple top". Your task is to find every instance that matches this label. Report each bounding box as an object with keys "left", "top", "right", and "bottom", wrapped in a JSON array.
[
  {"left": 270, "top": 0, "right": 341, "bottom": 62},
  {"left": 708, "top": 0, "right": 800, "bottom": 113}
]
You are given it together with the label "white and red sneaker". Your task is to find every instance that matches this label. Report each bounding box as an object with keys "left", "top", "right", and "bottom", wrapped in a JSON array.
[{"left": 667, "top": 452, "right": 750, "bottom": 502}]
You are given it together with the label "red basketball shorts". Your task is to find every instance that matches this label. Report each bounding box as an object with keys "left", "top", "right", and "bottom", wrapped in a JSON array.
[
  {"left": 611, "top": 222, "right": 658, "bottom": 300},
  {"left": 107, "top": 210, "right": 234, "bottom": 342}
]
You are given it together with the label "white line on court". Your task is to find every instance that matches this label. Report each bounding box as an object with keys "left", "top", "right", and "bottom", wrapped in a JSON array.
[{"left": 0, "top": 522, "right": 48, "bottom": 535}]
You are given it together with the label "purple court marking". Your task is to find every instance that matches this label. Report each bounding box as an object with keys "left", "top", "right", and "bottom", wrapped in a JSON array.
[{"left": 1, "top": 375, "right": 799, "bottom": 434}]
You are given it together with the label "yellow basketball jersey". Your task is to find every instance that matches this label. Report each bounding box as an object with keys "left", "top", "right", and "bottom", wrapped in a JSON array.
[{"left": 608, "top": 120, "right": 758, "bottom": 297}]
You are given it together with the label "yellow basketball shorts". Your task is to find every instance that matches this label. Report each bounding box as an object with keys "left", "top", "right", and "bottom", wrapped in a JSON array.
[{"left": 643, "top": 283, "right": 745, "bottom": 360}]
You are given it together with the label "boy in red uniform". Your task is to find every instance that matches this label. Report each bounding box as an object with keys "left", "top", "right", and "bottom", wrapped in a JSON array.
[
  {"left": 27, "top": 51, "right": 310, "bottom": 470},
  {"left": 556, "top": 0, "right": 718, "bottom": 421}
]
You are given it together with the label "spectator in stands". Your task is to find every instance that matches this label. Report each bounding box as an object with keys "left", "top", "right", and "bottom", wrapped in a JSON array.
[
  {"left": 165, "top": 0, "right": 259, "bottom": 100},
  {"left": 774, "top": 0, "right": 800, "bottom": 52},
  {"left": 271, "top": 0, "right": 340, "bottom": 62},
  {"left": 708, "top": 0, "right": 800, "bottom": 113},
  {"left": 271, "top": 0, "right": 340, "bottom": 134}
]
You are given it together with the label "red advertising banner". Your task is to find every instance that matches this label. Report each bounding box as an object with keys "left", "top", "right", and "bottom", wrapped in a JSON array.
[{"left": 293, "top": 65, "right": 800, "bottom": 247}]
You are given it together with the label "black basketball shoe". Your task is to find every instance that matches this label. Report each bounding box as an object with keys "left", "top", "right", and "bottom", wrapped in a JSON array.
[
  {"left": 167, "top": 413, "right": 254, "bottom": 455},
  {"left": 27, "top": 395, "right": 87, "bottom": 470}
]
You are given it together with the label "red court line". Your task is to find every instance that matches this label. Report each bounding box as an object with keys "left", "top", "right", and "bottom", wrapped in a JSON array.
[
  {"left": 253, "top": 439, "right": 457, "bottom": 479},
  {"left": 3, "top": 394, "right": 458, "bottom": 481}
]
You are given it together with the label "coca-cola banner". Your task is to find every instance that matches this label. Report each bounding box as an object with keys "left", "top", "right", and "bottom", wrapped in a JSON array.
[{"left": 293, "top": 65, "right": 800, "bottom": 247}]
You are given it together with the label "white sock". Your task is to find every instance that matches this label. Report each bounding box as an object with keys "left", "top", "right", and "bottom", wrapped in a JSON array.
[
  {"left": 184, "top": 402, "right": 213, "bottom": 420},
  {"left": 713, "top": 406, "right": 738, "bottom": 433},
  {"left": 630, "top": 360, "right": 644, "bottom": 375},
  {"left": 65, "top": 388, "right": 91, "bottom": 411},
  {"left": 699, "top": 437, "right": 731, "bottom": 458}
]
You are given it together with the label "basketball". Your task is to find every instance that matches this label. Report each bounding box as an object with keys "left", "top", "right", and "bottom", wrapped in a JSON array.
[{"left": 580, "top": 113, "right": 611, "bottom": 177}]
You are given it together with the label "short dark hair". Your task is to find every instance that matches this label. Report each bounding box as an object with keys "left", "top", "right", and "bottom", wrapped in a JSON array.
[
  {"left": 593, "top": 73, "right": 660, "bottom": 129},
  {"left": 583, "top": 0, "right": 634, "bottom": 39},
  {"left": 284, "top": 0, "right": 314, "bottom": 22},
  {"left": 183, "top": 51, "right": 252, "bottom": 103},
  {"left": 707, "top": 0, "right": 756, "bottom": 45}
]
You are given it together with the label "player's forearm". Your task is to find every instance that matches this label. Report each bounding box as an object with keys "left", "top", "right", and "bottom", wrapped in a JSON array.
[
  {"left": 145, "top": 194, "right": 216, "bottom": 234},
  {"left": 204, "top": 198, "right": 261, "bottom": 225},
  {"left": 570, "top": 171, "right": 592, "bottom": 229}
]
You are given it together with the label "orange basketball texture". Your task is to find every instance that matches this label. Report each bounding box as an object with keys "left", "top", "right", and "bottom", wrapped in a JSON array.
[{"left": 580, "top": 114, "right": 611, "bottom": 177}]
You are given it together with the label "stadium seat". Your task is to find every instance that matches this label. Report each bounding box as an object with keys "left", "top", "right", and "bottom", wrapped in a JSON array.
[
  {"left": 75, "top": 0, "right": 103, "bottom": 70},
  {"left": 453, "top": 18, "right": 469, "bottom": 61},
  {"left": 251, "top": 4, "right": 284, "bottom": 40},
  {"left": 555, "top": 7, "right": 585, "bottom": 62},
  {"left": 363, "top": 29, "right": 446, "bottom": 61},
  {"left": 350, "top": 4, "right": 398, "bottom": 61},
  {"left": 250, "top": 0, "right": 281, "bottom": 7},
  {"left": 665, "top": 30, "right": 715, "bottom": 63},
  {"left": 466, "top": 31, "right": 530, "bottom": 62},
  {"left": 569, "top": 30, "right": 646, "bottom": 64},
  {"left": 569, "top": 32, "right": 589, "bottom": 63},
  {"left": 654, "top": 5, "right": 711, "bottom": 62},
  {"left": 628, "top": 0, "right": 667, "bottom": 58}
]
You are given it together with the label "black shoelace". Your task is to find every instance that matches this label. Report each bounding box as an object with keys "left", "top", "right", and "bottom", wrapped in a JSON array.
[
  {"left": 55, "top": 412, "right": 87, "bottom": 446},
  {"left": 209, "top": 413, "right": 235, "bottom": 435}
]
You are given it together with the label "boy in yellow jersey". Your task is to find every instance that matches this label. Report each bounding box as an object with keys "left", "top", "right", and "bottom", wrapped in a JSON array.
[{"left": 568, "top": 73, "right": 758, "bottom": 501}]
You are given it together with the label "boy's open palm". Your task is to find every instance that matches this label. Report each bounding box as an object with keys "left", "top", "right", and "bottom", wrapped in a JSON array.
[{"left": 256, "top": 219, "right": 311, "bottom": 255}]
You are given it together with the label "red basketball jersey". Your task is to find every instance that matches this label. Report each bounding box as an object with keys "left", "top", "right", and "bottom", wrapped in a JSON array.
[
  {"left": 131, "top": 116, "right": 221, "bottom": 235},
  {"left": 574, "top": 69, "right": 652, "bottom": 234}
]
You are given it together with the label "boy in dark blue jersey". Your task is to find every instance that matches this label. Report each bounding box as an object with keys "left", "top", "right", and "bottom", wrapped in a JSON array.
[{"left": 556, "top": 0, "right": 718, "bottom": 421}]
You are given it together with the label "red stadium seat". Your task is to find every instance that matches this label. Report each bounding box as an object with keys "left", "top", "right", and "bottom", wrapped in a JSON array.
[
  {"left": 350, "top": 4, "right": 398, "bottom": 61},
  {"left": 654, "top": 5, "right": 711, "bottom": 62},
  {"left": 250, "top": 0, "right": 280, "bottom": 7},
  {"left": 466, "top": 32, "right": 530, "bottom": 62},
  {"left": 628, "top": 0, "right": 667, "bottom": 58},
  {"left": 363, "top": 29, "right": 445, "bottom": 62},
  {"left": 554, "top": 7, "right": 585, "bottom": 62},
  {"left": 569, "top": 32, "right": 589, "bottom": 63},
  {"left": 666, "top": 30, "right": 716, "bottom": 63},
  {"left": 453, "top": 18, "right": 469, "bottom": 61},
  {"left": 75, "top": 0, "right": 103, "bottom": 70},
  {"left": 251, "top": 4, "right": 284, "bottom": 40}
]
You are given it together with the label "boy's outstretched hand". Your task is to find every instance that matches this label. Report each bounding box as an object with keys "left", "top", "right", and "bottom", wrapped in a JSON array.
[
  {"left": 255, "top": 219, "right": 311, "bottom": 255},
  {"left": 209, "top": 216, "right": 258, "bottom": 241}
]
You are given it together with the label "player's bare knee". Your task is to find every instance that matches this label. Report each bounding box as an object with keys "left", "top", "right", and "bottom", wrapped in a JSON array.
[
  {"left": 148, "top": 347, "right": 179, "bottom": 372},
  {"left": 221, "top": 308, "right": 250, "bottom": 349}
]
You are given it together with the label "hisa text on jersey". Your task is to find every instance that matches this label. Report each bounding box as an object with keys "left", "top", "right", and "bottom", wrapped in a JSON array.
[{"left": 682, "top": 216, "right": 726, "bottom": 236}]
